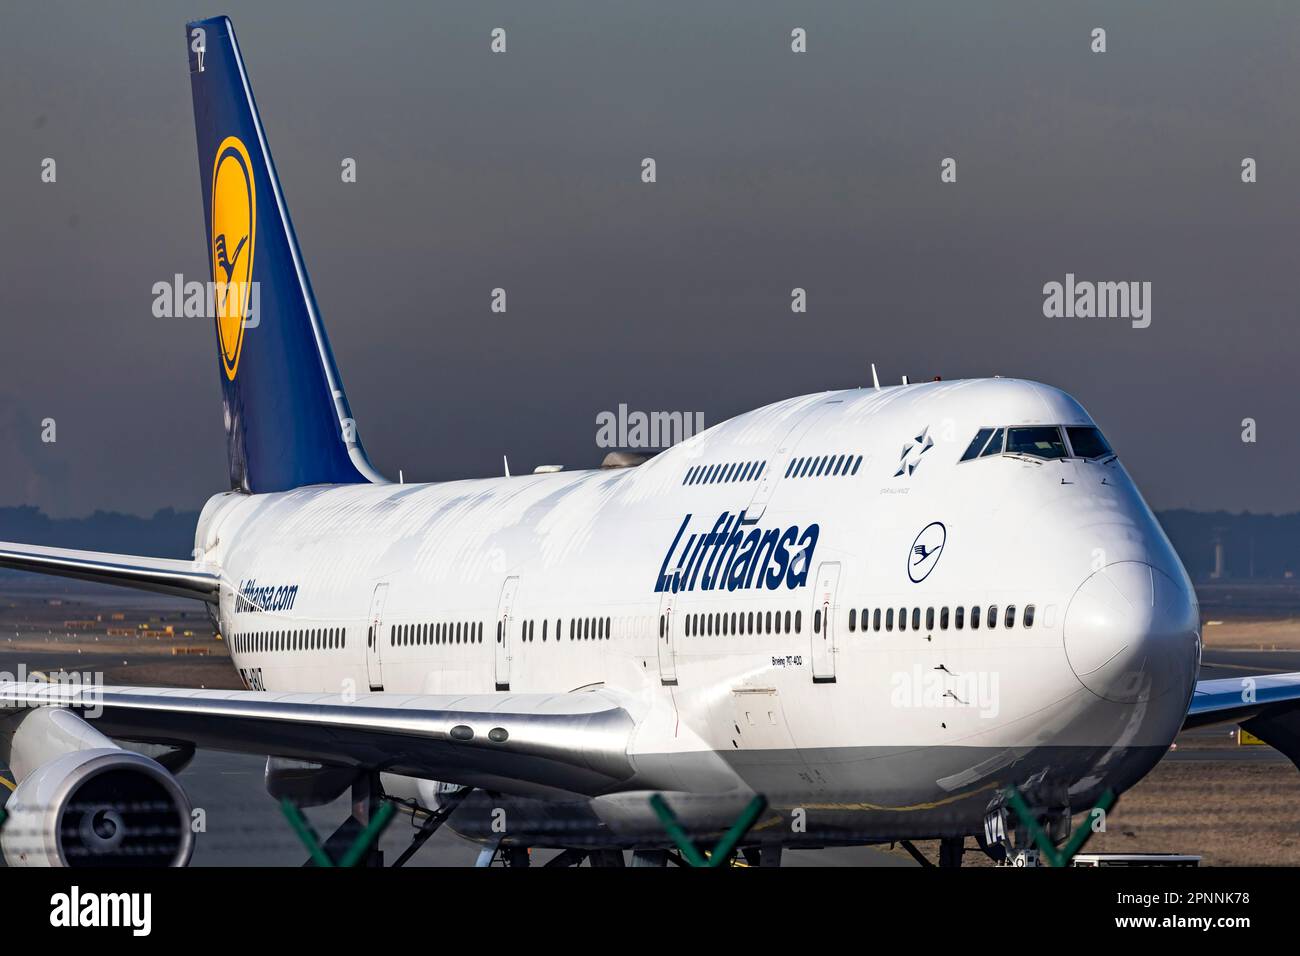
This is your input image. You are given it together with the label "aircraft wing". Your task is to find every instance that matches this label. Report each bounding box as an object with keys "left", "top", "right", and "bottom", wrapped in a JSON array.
[
  {"left": 0, "top": 681, "right": 638, "bottom": 798},
  {"left": 0, "top": 541, "right": 220, "bottom": 604},
  {"left": 1183, "top": 671, "right": 1300, "bottom": 770}
]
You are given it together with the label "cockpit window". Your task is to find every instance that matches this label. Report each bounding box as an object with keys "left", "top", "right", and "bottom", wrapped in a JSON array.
[
  {"left": 979, "top": 427, "right": 1005, "bottom": 458},
  {"left": 1005, "top": 426, "right": 1067, "bottom": 460},
  {"left": 1066, "top": 426, "right": 1114, "bottom": 460},
  {"left": 960, "top": 428, "right": 994, "bottom": 462}
]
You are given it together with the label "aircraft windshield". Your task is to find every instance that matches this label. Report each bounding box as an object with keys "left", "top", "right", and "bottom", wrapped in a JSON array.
[
  {"left": 959, "top": 425, "right": 1116, "bottom": 463},
  {"left": 1006, "top": 426, "right": 1067, "bottom": 460}
]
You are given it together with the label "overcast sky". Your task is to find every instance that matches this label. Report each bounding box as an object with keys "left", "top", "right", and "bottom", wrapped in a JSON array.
[{"left": 2, "top": 1, "right": 1298, "bottom": 517}]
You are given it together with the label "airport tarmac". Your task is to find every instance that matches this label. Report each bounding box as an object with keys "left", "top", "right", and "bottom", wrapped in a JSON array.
[{"left": 2, "top": 578, "right": 1298, "bottom": 866}]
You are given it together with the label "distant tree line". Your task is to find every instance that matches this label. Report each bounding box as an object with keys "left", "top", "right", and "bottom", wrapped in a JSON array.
[
  {"left": 0, "top": 506, "right": 199, "bottom": 560},
  {"left": 1157, "top": 510, "right": 1300, "bottom": 581}
]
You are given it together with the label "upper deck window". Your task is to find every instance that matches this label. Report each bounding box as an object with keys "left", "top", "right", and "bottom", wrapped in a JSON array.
[
  {"left": 1005, "top": 426, "right": 1067, "bottom": 460},
  {"left": 1066, "top": 426, "right": 1114, "bottom": 460}
]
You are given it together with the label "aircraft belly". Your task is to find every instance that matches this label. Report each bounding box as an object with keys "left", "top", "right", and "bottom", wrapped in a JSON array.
[{"left": 440, "top": 742, "right": 1167, "bottom": 847}]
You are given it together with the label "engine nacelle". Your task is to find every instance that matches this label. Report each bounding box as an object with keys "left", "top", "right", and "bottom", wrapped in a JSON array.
[{"left": 1, "top": 709, "right": 193, "bottom": 867}]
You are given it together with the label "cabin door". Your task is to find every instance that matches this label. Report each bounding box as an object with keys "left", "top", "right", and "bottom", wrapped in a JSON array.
[
  {"left": 744, "top": 399, "right": 842, "bottom": 524},
  {"left": 657, "top": 591, "right": 678, "bottom": 686},
  {"left": 495, "top": 577, "right": 519, "bottom": 691},
  {"left": 366, "top": 582, "right": 388, "bottom": 691},
  {"left": 810, "top": 562, "right": 840, "bottom": 683}
]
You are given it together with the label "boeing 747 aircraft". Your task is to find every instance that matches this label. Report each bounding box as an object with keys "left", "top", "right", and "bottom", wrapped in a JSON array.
[{"left": 2, "top": 16, "right": 1299, "bottom": 867}]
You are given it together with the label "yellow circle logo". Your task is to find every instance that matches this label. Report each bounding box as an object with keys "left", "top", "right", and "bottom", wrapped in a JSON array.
[{"left": 210, "top": 136, "right": 256, "bottom": 380}]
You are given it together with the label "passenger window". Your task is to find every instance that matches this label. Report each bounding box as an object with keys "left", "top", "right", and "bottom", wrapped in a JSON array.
[
  {"left": 1006, "top": 426, "right": 1067, "bottom": 460},
  {"left": 899, "top": 608, "right": 907, "bottom": 631},
  {"left": 814, "top": 609, "right": 822, "bottom": 634},
  {"left": 1005, "top": 605, "right": 1016, "bottom": 629},
  {"left": 1066, "top": 426, "right": 1114, "bottom": 460},
  {"left": 970, "top": 606, "right": 980, "bottom": 630},
  {"left": 960, "top": 427, "right": 995, "bottom": 462},
  {"left": 1024, "top": 605, "right": 1036, "bottom": 628},
  {"left": 851, "top": 455, "right": 863, "bottom": 475},
  {"left": 955, "top": 605, "right": 964, "bottom": 629},
  {"left": 987, "top": 606, "right": 998, "bottom": 629},
  {"left": 885, "top": 608, "right": 894, "bottom": 631},
  {"left": 794, "top": 610, "right": 802, "bottom": 634},
  {"left": 848, "top": 608, "right": 856, "bottom": 632},
  {"left": 872, "top": 608, "right": 881, "bottom": 631},
  {"left": 925, "top": 607, "right": 934, "bottom": 630},
  {"left": 912, "top": 607, "right": 921, "bottom": 631},
  {"left": 940, "top": 607, "right": 949, "bottom": 630}
]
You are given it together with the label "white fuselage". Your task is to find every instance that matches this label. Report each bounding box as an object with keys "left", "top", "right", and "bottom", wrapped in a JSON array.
[{"left": 196, "top": 378, "right": 1200, "bottom": 844}]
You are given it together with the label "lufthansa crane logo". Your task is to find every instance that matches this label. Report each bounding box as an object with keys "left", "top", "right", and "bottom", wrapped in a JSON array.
[
  {"left": 908, "top": 521, "right": 946, "bottom": 583},
  {"left": 210, "top": 136, "right": 256, "bottom": 380}
]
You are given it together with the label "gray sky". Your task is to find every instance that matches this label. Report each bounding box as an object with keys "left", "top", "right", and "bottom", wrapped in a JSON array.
[{"left": 2, "top": 1, "right": 1299, "bottom": 517}]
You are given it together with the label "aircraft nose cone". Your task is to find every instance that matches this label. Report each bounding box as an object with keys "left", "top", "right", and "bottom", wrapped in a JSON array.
[{"left": 1064, "top": 561, "right": 1199, "bottom": 704}]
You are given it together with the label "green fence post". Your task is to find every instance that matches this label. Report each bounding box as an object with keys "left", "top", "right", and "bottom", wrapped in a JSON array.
[
  {"left": 280, "top": 797, "right": 335, "bottom": 867},
  {"left": 337, "top": 800, "right": 397, "bottom": 868}
]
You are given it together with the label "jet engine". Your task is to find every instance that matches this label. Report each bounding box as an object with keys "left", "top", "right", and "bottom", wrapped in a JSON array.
[{"left": 0, "top": 706, "right": 193, "bottom": 867}]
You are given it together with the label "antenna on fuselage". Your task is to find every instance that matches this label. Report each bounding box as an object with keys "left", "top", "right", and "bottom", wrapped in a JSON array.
[
  {"left": 901, "top": 375, "right": 909, "bottom": 385},
  {"left": 871, "top": 364, "right": 881, "bottom": 391},
  {"left": 503, "top": 455, "right": 511, "bottom": 478}
]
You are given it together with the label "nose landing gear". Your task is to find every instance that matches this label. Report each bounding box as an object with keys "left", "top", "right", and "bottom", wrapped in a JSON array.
[{"left": 982, "top": 793, "right": 1073, "bottom": 867}]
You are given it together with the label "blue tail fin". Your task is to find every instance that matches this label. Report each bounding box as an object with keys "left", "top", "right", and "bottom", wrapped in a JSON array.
[{"left": 186, "top": 16, "right": 382, "bottom": 493}]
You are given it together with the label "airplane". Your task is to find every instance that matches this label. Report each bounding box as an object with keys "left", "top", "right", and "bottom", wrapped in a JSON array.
[{"left": 2, "top": 14, "right": 1299, "bottom": 868}]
